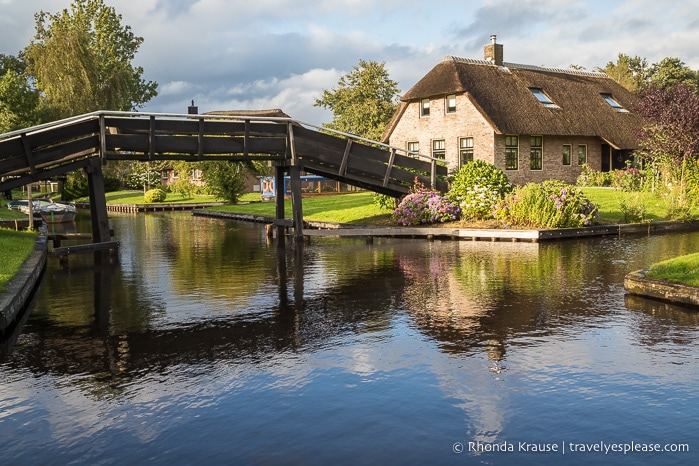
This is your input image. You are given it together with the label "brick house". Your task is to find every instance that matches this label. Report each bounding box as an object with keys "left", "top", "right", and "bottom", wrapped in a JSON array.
[{"left": 381, "top": 36, "right": 642, "bottom": 185}]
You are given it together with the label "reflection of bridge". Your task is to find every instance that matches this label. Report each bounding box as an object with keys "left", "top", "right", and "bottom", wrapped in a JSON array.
[{"left": 0, "top": 111, "right": 447, "bottom": 245}]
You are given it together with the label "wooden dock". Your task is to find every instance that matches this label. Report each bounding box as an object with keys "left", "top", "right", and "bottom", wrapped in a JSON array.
[
  {"left": 193, "top": 210, "right": 699, "bottom": 242},
  {"left": 74, "top": 202, "right": 225, "bottom": 213}
]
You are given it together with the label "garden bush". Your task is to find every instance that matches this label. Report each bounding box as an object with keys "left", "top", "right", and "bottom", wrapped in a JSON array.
[
  {"left": 447, "top": 160, "right": 512, "bottom": 220},
  {"left": 611, "top": 163, "right": 644, "bottom": 192},
  {"left": 493, "top": 180, "right": 598, "bottom": 228},
  {"left": 393, "top": 190, "right": 460, "bottom": 226},
  {"left": 373, "top": 193, "right": 397, "bottom": 210},
  {"left": 144, "top": 188, "right": 167, "bottom": 203},
  {"left": 576, "top": 164, "right": 612, "bottom": 187}
]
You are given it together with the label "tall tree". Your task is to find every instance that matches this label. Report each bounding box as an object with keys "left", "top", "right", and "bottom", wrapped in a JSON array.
[
  {"left": 649, "top": 57, "right": 698, "bottom": 91},
  {"left": 23, "top": 0, "right": 157, "bottom": 118},
  {"left": 0, "top": 54, "right": 45, "bottom": 132},
  {"left": 596, "top": 53, "right": 650, "bottom": 92},
  {"left": 314, "top": 59, "right": 400, "bottom": 141}
]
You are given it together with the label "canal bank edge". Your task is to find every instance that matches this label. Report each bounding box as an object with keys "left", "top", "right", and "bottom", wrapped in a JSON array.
[
  {"left": 0, "top": 229, "right": 47, "bottom": 332},
  {"left": 624, "top": 270, "right": 699, "bottom": 308},
  {"left": 193, "top": 210, "right": 699, "bottom": 242}
]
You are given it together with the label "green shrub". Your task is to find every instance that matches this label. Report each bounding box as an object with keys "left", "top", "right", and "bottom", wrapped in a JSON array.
[
  {"left": 373, "top": 193, "right": 397, "bottom": 210},
  {"left": 144, "top": 188, "right": 167, "bottom": 203},
  {"left": 611, "top": 163, "right": 644, "bottom": 192},
  {"left": 576, "top": 164, "right": 612, "bottom": 187},
  {"left": 447, "top": 160, "right": 512, "bottom": 220},
  {"left": 493, "top": 180, "right": 598, "bottom": 228},
  {"left": 618, "top": 194, "right": 647, "bottom": 223},
  {"left": 172, "top": 179, "right": 196, "bottom": 199},
  {"left": 63, "top": 172, "right": 89, "bottom": 200},
  {"left": 103, "top": 176, "right": 122, "bottom": 192}
]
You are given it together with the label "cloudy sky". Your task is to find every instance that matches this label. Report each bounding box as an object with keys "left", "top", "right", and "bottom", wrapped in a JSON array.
[{"left": 2, "top": 0, "right": 699, "bottom": 125}]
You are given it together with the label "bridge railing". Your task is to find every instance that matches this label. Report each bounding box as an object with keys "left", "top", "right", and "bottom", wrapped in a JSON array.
[{"left": 1, "top": 111, "right": 448, "bottom": 194}]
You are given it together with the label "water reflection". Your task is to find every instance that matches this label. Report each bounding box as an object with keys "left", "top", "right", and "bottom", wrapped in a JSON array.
[{"left": 1, "top": 215, "right": 697, "bottom": 465}]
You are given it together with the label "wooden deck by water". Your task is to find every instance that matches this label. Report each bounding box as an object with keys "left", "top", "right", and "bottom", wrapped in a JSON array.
[{"left": 193, "top": 210, "right": 699, "bottom": 242}]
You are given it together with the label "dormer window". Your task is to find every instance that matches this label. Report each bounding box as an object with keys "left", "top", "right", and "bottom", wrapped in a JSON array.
[
  {"left": 602, "top": 93, "right": 628, "bottom": 112},
  {"left": 530, "top": 88, "right": 559, "bottom": 108}
]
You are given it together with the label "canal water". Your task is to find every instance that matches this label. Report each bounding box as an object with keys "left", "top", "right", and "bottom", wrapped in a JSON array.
[{"left": 1, "top": 213, "right": 697, "bottom": 465}]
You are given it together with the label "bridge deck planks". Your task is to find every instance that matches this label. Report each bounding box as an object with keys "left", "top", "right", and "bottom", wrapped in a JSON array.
[{"left": 1, "top": 113, "right": 443, "bottom": 199}]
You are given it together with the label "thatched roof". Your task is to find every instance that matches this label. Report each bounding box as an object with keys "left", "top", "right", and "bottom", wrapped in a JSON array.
[
  {"left": 384, "top": 56, "right": 641, "bottom": 149},
  {"left": 205, "top": 109, "right": 291, "bottom": 118}
]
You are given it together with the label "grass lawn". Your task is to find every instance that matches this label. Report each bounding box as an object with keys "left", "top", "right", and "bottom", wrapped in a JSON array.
[
  {"left": 208, "top": 188, "right": 698, "bottom": 226},
  {"left": 578, "top": 187, "right": 671, "bottom": 223},
  {"left": 210, "top": 192, "right": 393, "bottom": 224},
  {"left": 0, "top": 228, "right": 38, "bottom": 292},
  {"left": 645, "top": 253, "right": 699, "bottom": 287}
]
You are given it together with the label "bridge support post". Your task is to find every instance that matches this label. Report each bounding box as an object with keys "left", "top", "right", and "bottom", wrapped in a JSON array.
[
  {"left": 289, "top": 165, "right": 304, "bottom": 241},
  {"left": 275, "top": 164, "right": 286, "bottom": 246},
  {"left": 86, "top": 157, "right": 112, "bottom": 244}
]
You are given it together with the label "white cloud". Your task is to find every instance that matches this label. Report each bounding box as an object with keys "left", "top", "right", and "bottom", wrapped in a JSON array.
[{"left": 2, "top": 0, "right": 699, "bottom": 126}]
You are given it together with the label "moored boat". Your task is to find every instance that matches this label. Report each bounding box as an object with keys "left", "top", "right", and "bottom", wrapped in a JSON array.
[{"left": 39, "top": 202, "right": 77, "bottom": 223}]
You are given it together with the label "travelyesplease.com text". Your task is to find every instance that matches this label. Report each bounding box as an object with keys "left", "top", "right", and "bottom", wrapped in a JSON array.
[{"left": 452, "top": 440, "right": 690, "bottom": 455}]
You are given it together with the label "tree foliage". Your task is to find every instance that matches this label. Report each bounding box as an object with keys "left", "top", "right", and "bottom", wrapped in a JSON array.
[
  {"left": 632, "top": 83, "right": 699, "bottom": 218},
  {"left": 649, "top": 57, "right": 699, "bottom": 91},
  {"left": 23, "top": 0, "right": 157, "bottom": 118},
  {"left": 0, "top": 54, "right": 46, "bottom": 132},
  {"left": 597, "top": 53, "right": 650, "bottom": 92},
  {"left": 202, "top": 162, "right": 246, "bottom": 203},
  {"left": 314, "top": 59, "right": 400, "bottom": 141},
  {"left": 599, "top": 53, "right": 698, "bottom": 92},
  {"left": 633, "top": 83, "right": 699, "bottom": 164}
]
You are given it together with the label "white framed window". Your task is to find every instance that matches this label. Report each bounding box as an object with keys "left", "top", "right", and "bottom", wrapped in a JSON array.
[
  {"left": 578, "top": 145, "right": 587, "bottom": 165},
  {"left": 446, "top": 94, "right": 456, "bottom": 113},
  {"left": 505, "top": 135, "right": 519, "bottom": 170},
  {"left": 432, "top": 139, "right": 445, "bottom": 159},
  {"left": 407, "top": 141, "right": 419, "bottom": 157},
  {"left": 562, "top": 144, "right": 571, "bottom": 165},
  {"left": 530, "top": 136, "right": 543, "bottom": 170},
  {"left": 420, "top": 98, "right": 430, "bottom": 117},
  {"left": 459, "top": 137, "right": 473, "bottom": 165}
]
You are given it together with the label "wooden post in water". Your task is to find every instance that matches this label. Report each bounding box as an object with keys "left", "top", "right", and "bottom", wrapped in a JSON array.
[
  {"left": 27, "top": 183, "right": 34, "bottom": 231},
  {"left": 289, "top": 164, "right": 304, "bottom": 241},
  {"left": 275, "top": 164, "right": 286, "bottom": 247},
  {"left": 287, "top": 123, "right": 303, "bottom": 241},
  {"left": 86, "top": 157, "right": 112, "bottom": 244}
]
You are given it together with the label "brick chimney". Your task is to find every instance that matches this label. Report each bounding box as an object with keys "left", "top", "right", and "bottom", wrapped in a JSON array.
[{"left": 484, "top": 35, "right": 503, "bottom": 65}]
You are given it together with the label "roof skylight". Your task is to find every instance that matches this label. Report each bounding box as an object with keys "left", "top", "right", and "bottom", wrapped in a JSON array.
[
  {"left": 602, "top": 93, "right": 628, "bottom": 112},
  {"left": 530, "top": 88, "right": 559, "bottom": 108}
]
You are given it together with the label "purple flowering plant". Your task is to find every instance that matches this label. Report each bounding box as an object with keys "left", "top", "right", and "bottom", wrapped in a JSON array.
[{"left": 393, "top": 179, "right": 461, "bottom": 226}]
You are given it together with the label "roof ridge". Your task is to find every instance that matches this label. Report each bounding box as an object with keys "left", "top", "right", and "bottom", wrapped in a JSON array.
[{"left": 443, "top": 55, "right": 608, "bottom": 78}]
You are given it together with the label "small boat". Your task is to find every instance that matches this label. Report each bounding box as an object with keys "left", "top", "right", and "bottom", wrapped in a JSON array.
[
  {"left": 18, "top": 200, "right": 52, "bottom": 217},
  {"left": 39, "top": 202, "right": 77, "bottom": 223}
]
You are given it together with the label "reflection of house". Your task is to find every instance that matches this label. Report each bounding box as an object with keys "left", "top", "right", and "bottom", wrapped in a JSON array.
[{"left": 381, "top": 36, "right": 642, "bottom": 184}]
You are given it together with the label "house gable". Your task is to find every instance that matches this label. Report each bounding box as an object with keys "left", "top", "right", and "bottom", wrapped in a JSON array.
[
  {"left": 383, "top": 36, "right": 642, "bottom": 184},
  {"left": 389, "top": 56, "right": 640, "bottom": 150}
]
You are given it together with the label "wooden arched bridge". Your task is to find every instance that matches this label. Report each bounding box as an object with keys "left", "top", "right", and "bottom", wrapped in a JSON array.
[{"left": 0, "top": 111, "right": 447, "bottom": 246}]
